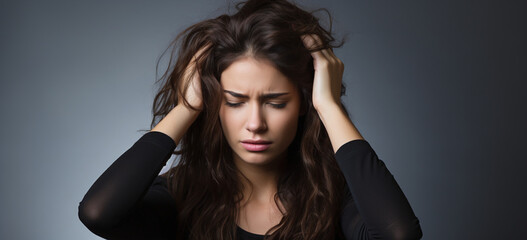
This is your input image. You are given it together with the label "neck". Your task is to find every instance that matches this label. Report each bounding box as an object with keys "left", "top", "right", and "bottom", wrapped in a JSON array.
[{"left": 234, "top": 153, "right": 286, "bottom": 204}]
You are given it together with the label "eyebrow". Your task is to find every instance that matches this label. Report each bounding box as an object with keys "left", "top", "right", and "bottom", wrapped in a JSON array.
[{"left": 223, "top": 90, "right": 289, "bottom": 101}]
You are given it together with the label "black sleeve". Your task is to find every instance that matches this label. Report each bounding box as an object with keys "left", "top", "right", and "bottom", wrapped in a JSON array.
[
  {"left": 78, "top": 131, "right": 178, "bottom": 239},
  {"left": 335, "top": 140, "right": 423, "bottom": 240}
]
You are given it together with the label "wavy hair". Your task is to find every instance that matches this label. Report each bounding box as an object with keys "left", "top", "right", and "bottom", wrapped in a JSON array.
[{"left": 152, "top": 0, "right": 348, "bottom": 239}]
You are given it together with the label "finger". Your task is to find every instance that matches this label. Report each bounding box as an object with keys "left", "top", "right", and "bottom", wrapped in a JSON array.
[
  {"left": 314, "top": 48, "right": 339, "bottom": 73},
  {"left": 325, "top": 47, "right": 336, "bottom": 59},
  {"left": 185, "top": 42, "right": 213, "bottom": 80},
  {"left": 308, "top": 50, "right": 327, "bottom": 70},
  {"left": 320, "top": 48, "right": 344, "bottom": 70},
  {"left": 192, "top": 42, "right": 212, "bottom": 64},
  {"left": 301, "top": 34, "right": 344, "bottom": 73},
  {"left": 301, "top": 34, "right": 323, "bottom": 51},
  {"left": 301, "top": 34, "right": 338, "bottom": 61},
  {"left": 301, "top": 35, "right": 334, "bottom": 63},
  {"left": 320, "top": 48, "right": 334, "bottom": 62}
]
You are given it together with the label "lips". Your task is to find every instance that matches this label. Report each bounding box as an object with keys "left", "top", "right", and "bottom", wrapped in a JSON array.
[{"left": 241, "top": 139, "right": 272, "bottom": 151}]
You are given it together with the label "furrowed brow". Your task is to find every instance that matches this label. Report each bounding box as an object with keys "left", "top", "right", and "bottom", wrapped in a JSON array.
[
  {"left": 224, "top": 90, "right": 248, "bottom": 98},
  {"left": 260, "top": 92, "right": 289, "bottom": 100}
]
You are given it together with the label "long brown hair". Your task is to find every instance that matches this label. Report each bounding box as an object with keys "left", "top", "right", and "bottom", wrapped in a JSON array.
[{"left": 152, "top": 0, "right": 348, "bottom": 239}]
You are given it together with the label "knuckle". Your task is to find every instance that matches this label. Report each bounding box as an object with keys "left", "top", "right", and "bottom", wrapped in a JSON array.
[{"left": 327, "top": 56, "right": 336, "bottom": 65}]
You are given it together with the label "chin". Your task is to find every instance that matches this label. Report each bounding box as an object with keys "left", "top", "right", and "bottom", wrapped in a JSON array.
[
  {"left": 239, "top": 153, "right": 272, "bottom": 165},
  {"left": 235, "top": 151, "right": 280, "bottom": 166}
]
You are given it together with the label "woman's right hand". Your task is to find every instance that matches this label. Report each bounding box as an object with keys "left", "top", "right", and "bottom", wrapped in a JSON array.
[
  {"left": 178, "top": 44, "right": 211, "bottom": 111},
  {"left": 151, "top": 44, "right": 211, "bottom": 143}
]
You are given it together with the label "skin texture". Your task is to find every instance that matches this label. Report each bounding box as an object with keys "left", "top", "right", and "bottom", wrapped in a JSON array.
[
  {"left": 301, "top": 35, "right": 364, "bottom": 152},
  {"left": 219, "top": 57, "right": 302, "bottom": 168}
]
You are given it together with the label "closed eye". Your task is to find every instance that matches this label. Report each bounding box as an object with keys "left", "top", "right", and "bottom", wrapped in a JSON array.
[
  {"left": 225, "top": 102, "right": 287, "bottom": 109},
  {"left": 225, "top": 101, "right": 243, "bottom": 107},
  {"left": 269, "top": 103, "right": 286, "bottom": 109}
]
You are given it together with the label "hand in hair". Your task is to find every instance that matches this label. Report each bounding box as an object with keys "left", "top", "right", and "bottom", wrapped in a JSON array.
[
  {"left": 301, "top": 34, "right": 344, "bottom": 112},
  {"left": 302, "top": 34, "right": 364, "bottom": 152},
  {"left": 150, "top": 44, "right": 211, "bottom": 143},
  {"left": 177, "top": 43, "right": 211, "bottom": 111}
]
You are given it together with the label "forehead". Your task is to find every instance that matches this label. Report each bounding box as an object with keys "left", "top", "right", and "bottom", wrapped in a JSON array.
[{"left": 220, "top": 57, "right": 295, "bottom": 93}]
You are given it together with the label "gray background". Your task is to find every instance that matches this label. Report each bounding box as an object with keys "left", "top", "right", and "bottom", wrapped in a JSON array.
[{"left": 1, "top": 0, "right": 526, "bottom": 239}]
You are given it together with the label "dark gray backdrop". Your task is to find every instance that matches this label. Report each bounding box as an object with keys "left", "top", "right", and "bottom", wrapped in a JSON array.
[{"left": 1, "top": 0, "right": 525, "bottom": 239}]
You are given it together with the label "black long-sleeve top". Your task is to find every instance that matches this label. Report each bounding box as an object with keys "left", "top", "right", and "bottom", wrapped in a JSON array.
[{"left": 78, "top": 131, "right": 422, "bottom": 239}]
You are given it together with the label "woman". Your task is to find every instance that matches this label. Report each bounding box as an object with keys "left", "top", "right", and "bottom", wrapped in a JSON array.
[{"left": 78, "top": 0, "right": 423, "bottom": 239}]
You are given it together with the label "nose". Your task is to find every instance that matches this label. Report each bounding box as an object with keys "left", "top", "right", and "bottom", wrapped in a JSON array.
[{"left": 245, "top": 103, "right": 267, "bottom": 133}]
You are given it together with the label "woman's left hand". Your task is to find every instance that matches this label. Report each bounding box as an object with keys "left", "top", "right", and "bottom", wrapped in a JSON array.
[
  {"left": 302, "top": 34, "right": 364, "bottom": 151},
  {"left": 301, "top": 34, "right": 344, "bottom": 111}
]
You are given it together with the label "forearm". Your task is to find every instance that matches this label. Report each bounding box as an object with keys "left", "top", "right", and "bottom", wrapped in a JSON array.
[
  {"left": 316, "top": 102, "right": 364, "bottom": 153},
  {"left": 78, "top": 131, "right": 176, "bottom": 236},
  {"left": 79, "top": 104, "right": 194, "bottom": 237},
  {"left": 151, "top": 104, "right": 201, "bottom": 146},
  {"left": 336, "top": 140, "right": 423, "bottom": 239}
]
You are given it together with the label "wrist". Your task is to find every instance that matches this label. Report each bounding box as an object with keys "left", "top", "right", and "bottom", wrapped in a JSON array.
[
  {"left": 177, "top": 100, "right": 203, "bottom": 117},
  {"left": 314, "top": 102, "right": 364, "bottom": 152},
  {"left": 176, "top": 103, "right": 202, "bottom": 121},
  {"left": 314, "top": 101, "right": 343, "bottom": 117},
  {"left": 151, "top": 104, "right": 201, "bottom": 145}
]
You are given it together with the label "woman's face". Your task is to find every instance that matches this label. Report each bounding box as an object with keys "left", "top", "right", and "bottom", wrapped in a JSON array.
[{"left": 219, "top": 57, "right": 301, "bottom": 167}]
